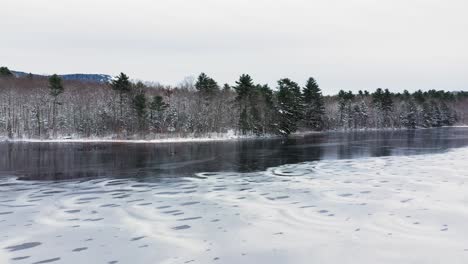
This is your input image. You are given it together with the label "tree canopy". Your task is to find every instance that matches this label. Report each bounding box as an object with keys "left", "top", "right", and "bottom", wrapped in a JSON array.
[{"left": 0, "top": 67, "right": 13, "bottom": 77}]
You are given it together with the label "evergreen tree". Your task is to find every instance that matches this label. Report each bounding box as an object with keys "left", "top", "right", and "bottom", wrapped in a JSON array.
[
  {"left": 276, "top": 78, "right": 303, "bottom": 135},
  {"left": 413, "top": 90, "right": 425, "bottom": 103},
  {"left": 239, "top": 108, "right": 249, "bottom": 134},
  {"left": 421, "top": 102, "right": 432, "bottom": 128},
  {"left": 258, "top": 84, "right": 274, "bottom": 107},
  {"left": 382, "top": 89, "right": 393, "bottom": 111},
  {"left": 194, "top": 73, "right": 220, "bottom": 133},
  {"left": 352, "top": 105, "right": 361, "bottom": 129},
  {"left": 149, "top": 95, "right": 169, "bottom": 132},
  {"left": 111, "top": 73, "right": 132, "bottom": 118},
  {"left": 257, "top": 84, "right": 277, "bottom": 133},
  {"left": 150, "top": 96, "right": 168, "bottom": 115},
  {"left": 49, "top": 74, "right": 64, "bottom": 97},
  {"left": 430, "top": 101, "right": 442, "bottom": 127},
  {"left": 132, "top": 82, "right": 147, "bottom": 131},
  {"left": 250, "top": 105, "right": 262, "bottom": 135},
  {"left": 372, "top": 88, "right": 393, "bottom": 127},
  {"left": 195, "top": 73, "right": 219, "bottom": 96},
  {"left": 439, "top": 102, "right": 457, "bottom": 126},
  {"left": 233, "top": 74, "right": 256, "bottom": 134},
  {"left": 234, "top": 74, "right": 255, "bottom": 102},
  {"left": 372, "top": 88, "right": 384, "bottom": 106},
  {"left": 239, "top": 84, "right": 276, "bottom": 135},
  {"left": 402, "top": 90, "right": 411, "bottom": 99},
  {"left": 382, "top": 89, "right": 394, "bottom": 127},
  {"left": 338, "top": 90, "right": 347, "bottom": 127},
  {"left": 0, "top": 67, "right": 13, "bottom": 77},
  {"left": 401, "top": 99, "right": 417, "bottom": 129},
  {"left": 356, "top": 101, "right": 369, "bottom": 128},
  {"left": 338, "top": 90, "right": 354, "bottom": 129},
  {"left": 48, "top": 74, "right": 64, "bottom": 136},
  {"left": 302, "top": 77, "right": 325, "bottom": 130}
]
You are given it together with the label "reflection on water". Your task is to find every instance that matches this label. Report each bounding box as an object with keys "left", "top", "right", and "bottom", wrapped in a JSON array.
[{"left": 1, "top": 127, "right": 468, "bottom": 181}]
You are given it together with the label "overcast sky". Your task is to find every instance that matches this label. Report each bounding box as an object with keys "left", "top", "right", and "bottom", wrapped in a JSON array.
[{"left": 2, "top": 0, "right": 467, "bottom": 94}]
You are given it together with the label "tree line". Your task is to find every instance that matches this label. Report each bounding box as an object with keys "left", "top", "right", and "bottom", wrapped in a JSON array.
[{"left": 1, "top": 66, "right": 467, "bottom": 139}]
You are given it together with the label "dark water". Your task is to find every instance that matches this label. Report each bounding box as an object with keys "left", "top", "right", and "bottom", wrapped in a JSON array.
[{"left": 1, "top": 127, "right": 468, "bottom": 181}]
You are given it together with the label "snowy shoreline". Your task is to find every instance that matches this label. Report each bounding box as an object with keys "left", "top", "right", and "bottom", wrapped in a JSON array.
[
  {"left": 0, "top": 132, "right": 278, "bottom": 144},
  {"left": 1, "top": 126, "right": 467, "bottom": 144}
]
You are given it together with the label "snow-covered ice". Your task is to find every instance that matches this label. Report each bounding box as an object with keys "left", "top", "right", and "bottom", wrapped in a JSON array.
[{"left": 1, "top": 148, "right": 468, "bottom": 263}]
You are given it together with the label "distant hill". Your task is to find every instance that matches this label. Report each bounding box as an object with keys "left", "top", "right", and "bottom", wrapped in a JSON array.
[{"left": 12, "top": 71, "right": 112, "bottom": 83}]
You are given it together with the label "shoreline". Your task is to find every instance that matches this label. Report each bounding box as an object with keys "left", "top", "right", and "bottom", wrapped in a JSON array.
[
  {"left": 0, "top": 133, "right": 279, "bottom": 144},
  {"left": 1, "top": 126, "right": 467, "bottom": 144}
]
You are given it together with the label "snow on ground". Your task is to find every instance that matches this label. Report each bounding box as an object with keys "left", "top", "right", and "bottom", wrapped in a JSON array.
[
  {"left": 1, "top": 148, "right": 468, "bottom": 263},
  {"left": 2, "top": 126, "right": 467, "bottom": 144},
  {"left": 0, "top": 130, "right": 275, "bottom": 144}
]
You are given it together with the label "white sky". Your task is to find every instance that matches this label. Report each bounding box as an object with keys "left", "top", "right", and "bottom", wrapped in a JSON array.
[{"left": 2, "top": 0, "right": 467, "bottom": 94}]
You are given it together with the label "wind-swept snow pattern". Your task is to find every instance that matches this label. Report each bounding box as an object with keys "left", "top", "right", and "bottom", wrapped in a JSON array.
[{"left": 1, "top": 148, "right": 468, "bottom": 263}]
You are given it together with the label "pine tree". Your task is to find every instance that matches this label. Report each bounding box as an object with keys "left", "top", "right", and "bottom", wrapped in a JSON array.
[
  {"left": 372, "top": 88, "right": 393, "bottom": 127},
  {"left": 382, "top": 89, "right": 394, "bottom": 127},
  {"left": 111, "top": 73, "right": 132, "bottom": 119},
  {"left": 413, "top": 90, "right": 425, "bottom": 103},
  {"left": 372, "top": 88, "right": 384, "bottom": 106},
  {"left": 250, "top": 104, "right": 261, "bottom": 135},
  {"left": 439, "top": 102, "right": 457, "bottom": 126},
  {"left": 238, "top": 108, "right": 249, "bottom": 134},
  {"left": 132, "top": 82, "right": 147, "bottom": 131},
  {"left": 430, "top": 101, "right": 442, "bottom": 127},
  {"left": 259, "top": 85, "right": 275, "bottom": 120},
  {"left": 276, "top": 78, "right": 303, "bottom": 135},
  {"left": 195, "top": 73, "right": 219, "bottom": 96},
  {"left": 401, "top": 99, "right": 417, "bottom": 129},
  {"left": 0, "top": 67, "right": 13, "bottom": 77},
  {"left": 402, "top": 90, "right": 411, "bottom": 99},
  {"left": 302, "top": 77, "right": 325, "bottom": 130},
  {"left": 338, "top": 90, "right": 354, "bottom": 129},
  {"left": 357, "top": 101, "right": 369, "bottom": 128},
  {"left": 48, "top": 74, "right": 64, "bottom": 136},
  {"left": 421, "top": 102, "right": 432, "bottom": 128},
  {"left": 149, "top": 95, "right": 168, "bottom": 132},
  {"left": 49, "top": 74, "right": 64, "bottom": 97},
  {"left": 233, "top": 74, "right": 255, "bottom": 134},
  {"left": 234, "top": 74, "right": 254, "bottom": 102}
]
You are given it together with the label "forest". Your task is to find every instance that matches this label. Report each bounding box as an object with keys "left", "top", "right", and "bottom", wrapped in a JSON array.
[{"left": 0, "top": 66, "right": 467, "bottom": 140}]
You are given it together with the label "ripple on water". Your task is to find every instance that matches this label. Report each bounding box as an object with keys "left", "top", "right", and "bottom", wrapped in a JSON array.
[
  {"left": 5, "top": 242, "right": 42, "bottom": 252},
  {"left": 32, "top": 257, "right": 61, "bottom": 264},
  {"left": 72, "top": 247, "right": 88, "bottom": 252},
  {"left": 11, "top": 256, "right": 30, "bottom": 261},
  {"left": 173, "top": 225, "right": 191, "bottom": 230},
  {"left": 0, "top": 211, "right": 13, "bottom": 215},
  {"left": 1, "top": 147, "right": 468, "bottom": 263}
]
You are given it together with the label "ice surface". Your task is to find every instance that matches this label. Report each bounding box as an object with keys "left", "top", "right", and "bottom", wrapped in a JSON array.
[{"left": 1, "top": 148, "right": 468, "bottom": 263}]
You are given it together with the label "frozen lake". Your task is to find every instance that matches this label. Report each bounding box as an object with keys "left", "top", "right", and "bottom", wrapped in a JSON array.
[{"left": 1, "top": 128, "right": 468, "bottom": 263}]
